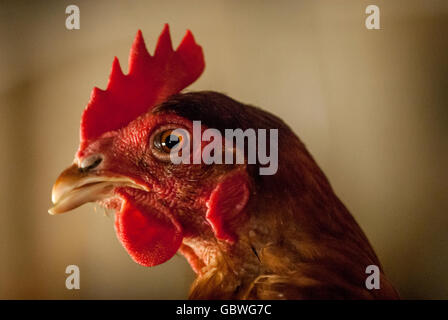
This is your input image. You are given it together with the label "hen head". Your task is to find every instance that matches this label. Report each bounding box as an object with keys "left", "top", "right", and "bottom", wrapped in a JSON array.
[{"left": 50, "top": 25, "right": 252, "bottom": 270}]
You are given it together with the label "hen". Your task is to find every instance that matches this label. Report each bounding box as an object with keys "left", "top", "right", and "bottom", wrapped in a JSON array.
[{"left": 49, "top": 25, "right": 399, "bottom": 299}]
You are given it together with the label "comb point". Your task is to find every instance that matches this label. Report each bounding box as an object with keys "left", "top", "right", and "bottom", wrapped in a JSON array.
[
  {"left": 90, "top": 86, "right": 105, "bottom": 98},
  {"left": 154, "top": 24, "right": 173, "bottom": 57},
  {"left": 129, "top": 30, "right": 152, "bottom": 74},
  {"left": 179, "top": 30, "right": 196, "bottom": 48},
  {"left": 177, "top": 29, "right": 201, "bottom": 58},
  {"left": 107, "top": 57, "right": 125, "bottom": 90}
]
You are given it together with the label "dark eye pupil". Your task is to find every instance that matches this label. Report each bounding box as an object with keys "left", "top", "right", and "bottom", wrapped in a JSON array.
[{"left": 162, "top": 134, "right": 180, "bottom": 149}]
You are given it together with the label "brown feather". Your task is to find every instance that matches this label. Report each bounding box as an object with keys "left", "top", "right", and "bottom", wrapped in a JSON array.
[{"left": 157, "top": 91, "right": 400, "bottom": 299}]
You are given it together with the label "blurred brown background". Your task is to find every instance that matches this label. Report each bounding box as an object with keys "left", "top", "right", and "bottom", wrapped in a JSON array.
[{"left": 0, "top": 0, "right": 447, "bottom": 299}]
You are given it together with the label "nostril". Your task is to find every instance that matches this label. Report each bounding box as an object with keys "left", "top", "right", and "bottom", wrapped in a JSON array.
[{"left": 79, "top": 155, "right": 103, "bottom": 173}]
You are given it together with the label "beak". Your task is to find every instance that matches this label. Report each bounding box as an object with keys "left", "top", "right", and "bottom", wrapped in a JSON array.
[{"left": 49, "top": 163, "right": 147, "bottom": 215}]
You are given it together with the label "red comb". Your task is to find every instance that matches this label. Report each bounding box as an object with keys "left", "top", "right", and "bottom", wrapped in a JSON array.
[{"left": 79, "top": 24, "right": 205, "bottom": 149}]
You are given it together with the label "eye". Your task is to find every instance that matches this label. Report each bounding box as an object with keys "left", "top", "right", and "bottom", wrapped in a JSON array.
[
  {"left": 150, "top": 126, "right": 190, "bottom": 162},
  {"left": 153, "top": 129, "right": 183, "bottom": 153}
]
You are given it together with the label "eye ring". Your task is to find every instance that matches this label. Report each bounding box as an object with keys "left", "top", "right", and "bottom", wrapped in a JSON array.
[{"left": 150, "top": 126, "right": 189, "bottom": 161}]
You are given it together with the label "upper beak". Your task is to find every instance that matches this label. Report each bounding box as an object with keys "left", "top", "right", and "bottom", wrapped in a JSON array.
[{"left": 49, "top": 163, "right": 147, "bottom": 215}]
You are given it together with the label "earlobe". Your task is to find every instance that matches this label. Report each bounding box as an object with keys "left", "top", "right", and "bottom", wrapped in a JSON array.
[{"left": 205, "top": 172, "right": 250, "bottom": 243}]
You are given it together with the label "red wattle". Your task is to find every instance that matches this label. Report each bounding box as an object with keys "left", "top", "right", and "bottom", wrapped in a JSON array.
[{"left": 114, "top": 192, "right": 183, "bottom": 267}]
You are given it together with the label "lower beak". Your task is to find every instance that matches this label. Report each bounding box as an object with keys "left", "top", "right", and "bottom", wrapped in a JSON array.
[{"left": 49, "top": 163, "right": 146, "bottom": 215}]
